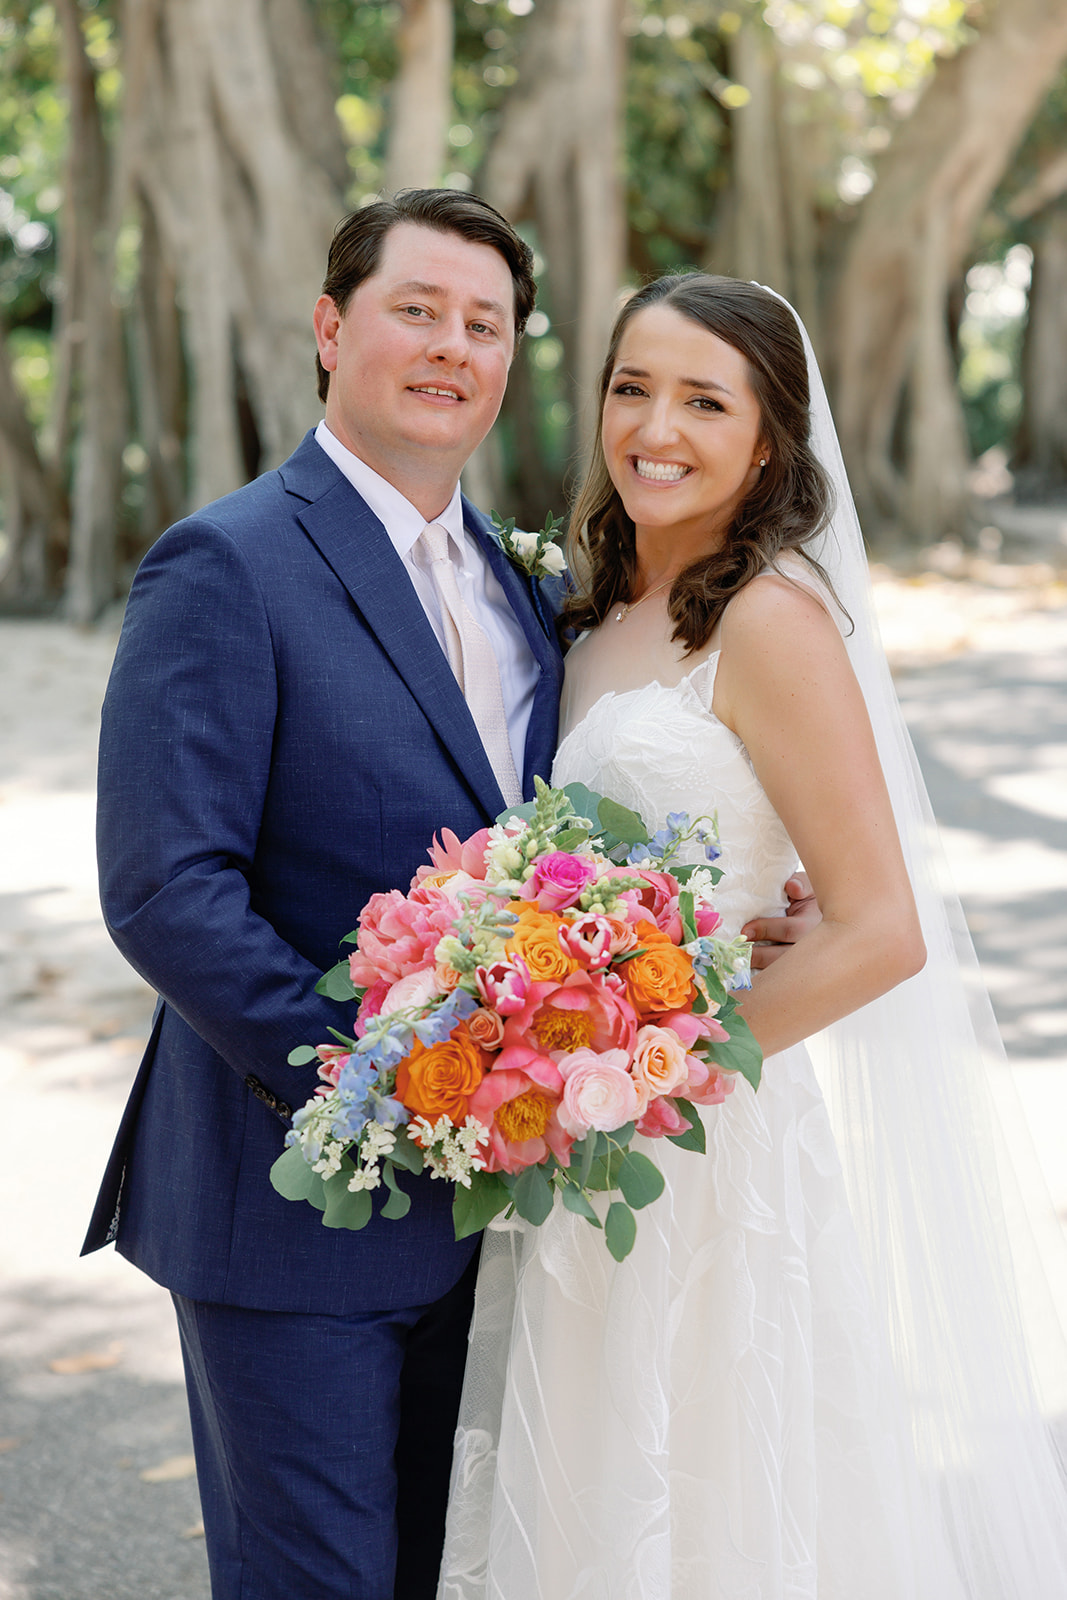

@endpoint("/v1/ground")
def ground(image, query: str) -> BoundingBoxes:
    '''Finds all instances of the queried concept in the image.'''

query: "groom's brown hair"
[315,189,537,401]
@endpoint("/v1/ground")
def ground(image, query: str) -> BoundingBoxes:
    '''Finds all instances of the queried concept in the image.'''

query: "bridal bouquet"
[270,780,761,1260]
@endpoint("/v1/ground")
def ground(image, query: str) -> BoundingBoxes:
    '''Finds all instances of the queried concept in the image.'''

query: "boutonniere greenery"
[490,510,568,581]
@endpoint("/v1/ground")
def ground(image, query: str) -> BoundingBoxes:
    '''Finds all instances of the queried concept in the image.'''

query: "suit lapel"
[281,442,507,818]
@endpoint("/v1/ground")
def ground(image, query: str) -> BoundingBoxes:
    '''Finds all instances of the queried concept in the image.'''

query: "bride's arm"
[712,572,925,1058]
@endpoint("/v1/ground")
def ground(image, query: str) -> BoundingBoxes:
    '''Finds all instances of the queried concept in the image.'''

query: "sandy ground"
[1,557,1066,1597]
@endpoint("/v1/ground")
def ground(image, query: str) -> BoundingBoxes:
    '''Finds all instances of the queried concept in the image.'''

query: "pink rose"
[520,851,599,913]
[557,1047,640,1136]
[630,1024,691,1108]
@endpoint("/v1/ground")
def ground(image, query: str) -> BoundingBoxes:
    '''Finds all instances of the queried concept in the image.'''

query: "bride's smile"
[602,302,767,562]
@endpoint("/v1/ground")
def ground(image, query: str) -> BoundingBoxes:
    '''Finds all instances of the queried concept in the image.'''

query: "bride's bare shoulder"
[722,564,839,651]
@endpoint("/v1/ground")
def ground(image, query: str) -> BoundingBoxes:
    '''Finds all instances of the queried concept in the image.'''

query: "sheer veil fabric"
[437,295,1067,1599]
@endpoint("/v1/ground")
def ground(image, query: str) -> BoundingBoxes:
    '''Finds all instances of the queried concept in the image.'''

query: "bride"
[437,275,1067,1598]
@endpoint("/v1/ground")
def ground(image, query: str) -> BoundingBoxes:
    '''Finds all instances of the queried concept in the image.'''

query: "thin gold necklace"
[613,577,673,623]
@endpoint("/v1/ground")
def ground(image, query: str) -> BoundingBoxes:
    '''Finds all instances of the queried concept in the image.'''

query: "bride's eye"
[610,382,646,398]
[690,396,724,412]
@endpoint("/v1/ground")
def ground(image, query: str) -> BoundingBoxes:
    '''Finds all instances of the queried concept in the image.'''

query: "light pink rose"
[557,1047,640,1136]
[631,1024,691,1103]
[519,851,599,913]
[382,967,439,1015]
[467,1007,506,1051]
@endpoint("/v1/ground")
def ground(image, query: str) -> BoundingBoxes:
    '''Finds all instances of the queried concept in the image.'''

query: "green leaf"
[453,1172,512,1240]
[561,1183,601,1225]
[616,1149,666,1210]
[495,799,538,828]
[710,1018,763,1092]
[287,1044,320,1066]
[561,782,603,827]
[586,1146,624,1192]
[597,798,650,847]
[605,1201,637,1261]
[678,889,698,945]
[608,1122,635,1148]
[321,1170,374,1230]
[340,929,361,945]
[316,960,359,1001]
[380,1162,411,1220]
[553,827,589,853]
[568,1133,598,1191]
[269,1144,328,1209]
[666,1098,707,1154]
[326,1027,360,1050]
[511,1162,555,1226]
[691,987,708,1014]
[702,970,728,1006]
[388,1130,425,1173]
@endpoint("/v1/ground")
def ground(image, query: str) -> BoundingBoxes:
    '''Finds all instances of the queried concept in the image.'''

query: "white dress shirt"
[314,421,538,782]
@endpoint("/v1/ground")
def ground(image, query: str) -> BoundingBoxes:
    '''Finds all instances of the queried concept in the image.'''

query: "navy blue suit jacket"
[83,431,564,1314]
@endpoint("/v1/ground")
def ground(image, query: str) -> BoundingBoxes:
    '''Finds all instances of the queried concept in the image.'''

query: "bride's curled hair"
[562,274,837,654]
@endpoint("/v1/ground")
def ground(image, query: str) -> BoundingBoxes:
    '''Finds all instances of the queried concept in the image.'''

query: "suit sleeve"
[97,515,345,1111]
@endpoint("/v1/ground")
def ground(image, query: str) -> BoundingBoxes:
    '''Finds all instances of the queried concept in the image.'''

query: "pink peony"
[603,867,683,940]
[557,1047,640,1136]
[348,888,458,987]
[468,1044,571,1173]
[518,851,599,913]
[414,827,491,884]
[502,970,637,1061]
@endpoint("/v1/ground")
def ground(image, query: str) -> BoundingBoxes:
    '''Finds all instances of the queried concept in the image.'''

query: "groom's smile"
[314,222,517,519]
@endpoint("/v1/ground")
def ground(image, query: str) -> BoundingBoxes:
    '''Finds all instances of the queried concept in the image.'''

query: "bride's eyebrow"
[613,363,735,398]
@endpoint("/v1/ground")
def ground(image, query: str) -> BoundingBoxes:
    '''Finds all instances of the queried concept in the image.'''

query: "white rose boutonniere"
[490,511,568,582]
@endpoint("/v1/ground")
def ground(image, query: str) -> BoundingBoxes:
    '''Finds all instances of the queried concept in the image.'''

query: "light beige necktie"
[417,522,522,808]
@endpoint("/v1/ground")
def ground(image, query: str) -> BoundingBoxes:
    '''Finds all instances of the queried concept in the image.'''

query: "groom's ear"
[314,295,341,374]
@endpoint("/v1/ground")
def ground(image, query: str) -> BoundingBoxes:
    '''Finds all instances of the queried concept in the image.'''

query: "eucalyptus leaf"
[511,1162,555,1226]
[597,798,650,847]
[616,1149,666,1210]
[561,782,604,827]
[553,827,590,853]
[561,1183,601,1225]
[609,1122,635,1148]
[710,1019,763,1091]
[316,960,359,1001]
[321,1171,373,1230]
[453,1172,512,1239]
[388,1130,424,1174]
[605,1201,637,1262]
[666,1099,707,1154]
[568,1134,597,1191]
[287,1044,320,1066]
[495,799,538,828]
[380,1163,411,1220]
[269,1145,327,1209]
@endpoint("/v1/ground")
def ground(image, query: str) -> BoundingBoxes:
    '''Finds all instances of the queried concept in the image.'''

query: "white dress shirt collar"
[314,420,465,554]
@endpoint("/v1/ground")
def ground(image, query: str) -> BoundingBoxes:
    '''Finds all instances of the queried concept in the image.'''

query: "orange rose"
[623,920,696,1016]
[395,1025,489,1128]
[506,904,578,983]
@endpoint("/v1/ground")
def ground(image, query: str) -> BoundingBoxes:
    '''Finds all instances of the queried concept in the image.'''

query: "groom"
[84,188,815,1599]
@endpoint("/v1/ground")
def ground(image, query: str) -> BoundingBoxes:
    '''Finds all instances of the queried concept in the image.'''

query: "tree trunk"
[832,0,1067,543]
[384,0,454,194]
[728,19,789,295]
[1014,203,1067,497]
[0,327,67,602]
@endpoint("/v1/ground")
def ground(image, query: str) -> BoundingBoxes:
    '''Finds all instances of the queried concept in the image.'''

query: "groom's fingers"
[742,875,822,969]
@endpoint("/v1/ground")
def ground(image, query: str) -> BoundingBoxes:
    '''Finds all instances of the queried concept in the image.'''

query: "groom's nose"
[425,311,470,366]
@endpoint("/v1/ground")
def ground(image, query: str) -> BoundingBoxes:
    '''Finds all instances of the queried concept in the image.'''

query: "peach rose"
[394,1025,489,1129]
[506,905,579,983]
[630,1024,691,1108]
[467,1006,506,1051]
[622,920,696,1016]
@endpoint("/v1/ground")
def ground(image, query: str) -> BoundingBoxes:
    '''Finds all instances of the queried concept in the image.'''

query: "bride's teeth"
[635,459,688,482]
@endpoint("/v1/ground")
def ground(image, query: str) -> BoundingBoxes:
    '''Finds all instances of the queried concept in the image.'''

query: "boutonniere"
[490,510,568,581]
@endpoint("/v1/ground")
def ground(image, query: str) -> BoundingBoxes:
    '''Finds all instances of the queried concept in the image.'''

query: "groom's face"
[314,222,516,509]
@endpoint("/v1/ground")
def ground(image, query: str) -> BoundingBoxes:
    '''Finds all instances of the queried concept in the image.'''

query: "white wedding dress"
[437,648,967,1600]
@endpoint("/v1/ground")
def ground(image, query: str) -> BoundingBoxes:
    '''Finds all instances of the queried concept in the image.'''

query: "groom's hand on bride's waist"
[742,874,822,970]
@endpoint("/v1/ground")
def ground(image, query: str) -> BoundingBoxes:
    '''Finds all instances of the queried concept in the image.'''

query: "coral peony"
[468,1045,571,1173]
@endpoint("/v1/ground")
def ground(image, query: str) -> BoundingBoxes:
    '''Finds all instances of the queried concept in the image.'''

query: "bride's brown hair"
[562,274,837,653]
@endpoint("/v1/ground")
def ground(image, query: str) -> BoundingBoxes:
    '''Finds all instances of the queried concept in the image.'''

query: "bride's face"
[601,304,766,553]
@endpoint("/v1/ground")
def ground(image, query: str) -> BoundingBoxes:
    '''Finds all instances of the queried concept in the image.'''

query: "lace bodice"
[552,651,800,938]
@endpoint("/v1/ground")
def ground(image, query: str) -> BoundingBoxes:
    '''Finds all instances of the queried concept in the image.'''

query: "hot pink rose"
[694,902,722,937]
[557,1047,640,1136]
[519,851,599,912]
